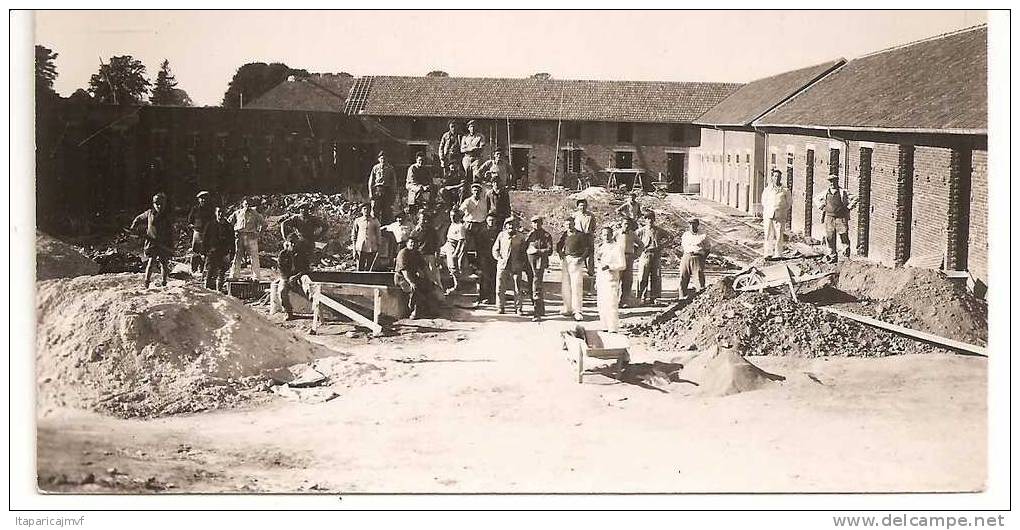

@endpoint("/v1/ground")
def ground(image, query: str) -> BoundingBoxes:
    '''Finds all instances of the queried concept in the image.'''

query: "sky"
[34,10,987,106]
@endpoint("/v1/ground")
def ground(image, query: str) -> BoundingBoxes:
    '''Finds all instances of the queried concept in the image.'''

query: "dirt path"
[38,302,986,493]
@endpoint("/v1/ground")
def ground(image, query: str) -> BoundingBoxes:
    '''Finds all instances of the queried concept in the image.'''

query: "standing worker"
[130,192,175,289]
[595,225,627,332]
[439,120,462,184]
[492,217,529,315]
[203,205,234,292]
[618,218,639,307]
[367,150,397,223]
[679,218,712,298]
[474,212,501,307]
[571,198,598,274]
[524,215,553,321]
[556,219,589,321]
[187,191,215,274]
[476,149,514,189]
[635,211,668,305]
[761,169,792,259]
[460,120,487,185]
[227,197,265,281]
[487,179,512,227]
[277,235,311,321]
[279,203,326,265]
[351,202,382,271]
[440,208,467,295]
[814,173,858,263]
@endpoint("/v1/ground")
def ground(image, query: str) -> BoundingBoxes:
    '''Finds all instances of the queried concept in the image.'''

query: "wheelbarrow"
[560,325,631,383]
[730,263,834,302]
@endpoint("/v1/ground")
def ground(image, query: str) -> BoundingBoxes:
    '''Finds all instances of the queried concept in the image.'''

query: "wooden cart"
[561,325,631,383]
[730,263,834,302]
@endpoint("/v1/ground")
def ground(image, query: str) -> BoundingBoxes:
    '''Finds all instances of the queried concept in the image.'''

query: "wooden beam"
[315,290,383,335]
[818,306,986,356]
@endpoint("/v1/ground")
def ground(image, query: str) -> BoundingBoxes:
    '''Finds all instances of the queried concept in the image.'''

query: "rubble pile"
[36,232,100,281]
[35,273,347,417]
[834,262,987,346]
[630,279,950,358]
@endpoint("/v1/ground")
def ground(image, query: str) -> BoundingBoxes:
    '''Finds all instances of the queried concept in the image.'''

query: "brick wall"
[908,146,952,266]
[968,149,988,284]
[866,142,901,265]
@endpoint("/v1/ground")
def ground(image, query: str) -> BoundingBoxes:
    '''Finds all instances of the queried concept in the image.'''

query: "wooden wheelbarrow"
[560,325,631,383]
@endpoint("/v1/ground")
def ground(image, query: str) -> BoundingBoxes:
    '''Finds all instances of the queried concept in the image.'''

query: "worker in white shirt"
[350,202,382,271]
[761,169,792,259]
[814,173,858,263]
[595,225,627,332]
[227,197,265,280]
[679,218,712,298]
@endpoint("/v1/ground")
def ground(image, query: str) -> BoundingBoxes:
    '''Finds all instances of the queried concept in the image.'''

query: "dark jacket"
[278,248,310,278]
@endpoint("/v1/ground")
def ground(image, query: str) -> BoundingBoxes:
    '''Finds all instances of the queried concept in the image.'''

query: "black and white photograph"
[7,6,1011,526]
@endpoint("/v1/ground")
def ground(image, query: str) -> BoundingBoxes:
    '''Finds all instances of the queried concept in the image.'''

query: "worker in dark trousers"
[187,191,215,274]
[814,173,858,263]
[524,215,553,321]
[203,206,235,292]
[130,192,174,289]
[277,235,311,320]
[395,236,434,319]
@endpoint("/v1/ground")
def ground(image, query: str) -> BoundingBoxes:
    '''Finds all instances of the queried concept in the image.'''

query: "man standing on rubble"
[187,191,215,274]
[227,197,265,281]
[761,169,792,259]
[476,149,514,189]
[635,210,668,305]
[351,202,382,271]
[130,192,174,289]
[406,151,433,214]
[460,119,487,183]
[439,120,462,182]
[203,205,234,292]
[814,173,858,263]
[524,215,553,321]
[679,218,712,298]
[492,217,529,315]
[367,150,397,223]
[277,235,311,321]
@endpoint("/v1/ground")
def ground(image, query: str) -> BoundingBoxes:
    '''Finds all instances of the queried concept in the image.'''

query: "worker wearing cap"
[367,150,396,223]
[460,120,487,182]
[406,151,433,213]
[761,169,792,259]
[492,217,529,315]
[814,173,858,263]
[439,120,462,181]
[679,218,712,298]
[227,196,265,281]
[459,182,491,261]
[635,210,669,304]
[130,192,175,289]
[187,191,215,274]
[476,149,514,189]
[525,215,553,320]
[351,202,381,271]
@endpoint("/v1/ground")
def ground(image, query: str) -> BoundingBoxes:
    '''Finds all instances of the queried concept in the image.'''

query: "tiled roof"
[756,25,987,133]
[350,76,742,123]
[695,59,845,126]
[246,74,356,113]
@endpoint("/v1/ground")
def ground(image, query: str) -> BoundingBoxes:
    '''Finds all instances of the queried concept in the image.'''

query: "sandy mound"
[681,347,785,396]
[36,273,344,417]
[631,278,952,357]
[36,232,99,281]
[834,262,987,346]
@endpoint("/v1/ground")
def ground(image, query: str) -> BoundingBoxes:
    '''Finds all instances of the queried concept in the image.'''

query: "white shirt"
[597,237,627,272]
[459,196,490,223]
[681,230,711,255]
[761,185,792,222]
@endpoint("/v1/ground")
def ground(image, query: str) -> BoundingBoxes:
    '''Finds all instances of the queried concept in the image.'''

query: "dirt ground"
[35,193,987,494]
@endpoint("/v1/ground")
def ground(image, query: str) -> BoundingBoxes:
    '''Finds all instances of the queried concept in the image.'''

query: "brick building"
[340,76,740,189]
[695,25,987,286]
[690,59,846,213]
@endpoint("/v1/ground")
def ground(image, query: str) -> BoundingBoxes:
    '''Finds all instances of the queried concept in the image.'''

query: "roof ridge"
[858,23,987,59]
[368,74,742,87]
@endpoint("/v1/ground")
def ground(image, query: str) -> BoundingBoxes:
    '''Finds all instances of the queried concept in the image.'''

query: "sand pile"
[630,278,951,357]
[36,232,99,281]
[681,346,785,396]
[36,273,345,417]
[834,262,987,346]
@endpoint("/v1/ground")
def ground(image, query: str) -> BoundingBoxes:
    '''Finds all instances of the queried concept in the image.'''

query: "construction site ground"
[36,192,987,494]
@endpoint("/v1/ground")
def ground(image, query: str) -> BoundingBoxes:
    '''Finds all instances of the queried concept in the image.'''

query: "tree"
[150,59,191,106]
[221,62,309,107]
[531,73,552,80]
[88,55,151,105]
[35,45,58,99]
[426,70,449,77]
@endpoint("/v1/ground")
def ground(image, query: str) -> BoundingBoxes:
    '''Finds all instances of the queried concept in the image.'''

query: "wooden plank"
[818,306,987,356]
[310,284,322,335]
[315,291,384,335]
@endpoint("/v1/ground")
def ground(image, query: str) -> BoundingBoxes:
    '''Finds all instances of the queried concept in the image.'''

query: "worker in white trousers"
[556,220,590,321]
[761,169,792,259]
[595,225,627,332]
